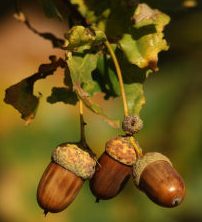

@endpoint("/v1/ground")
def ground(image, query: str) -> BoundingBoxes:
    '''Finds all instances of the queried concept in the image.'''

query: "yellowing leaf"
[119,3,170,71]
[65,26,106,51]
[132,3,169,32]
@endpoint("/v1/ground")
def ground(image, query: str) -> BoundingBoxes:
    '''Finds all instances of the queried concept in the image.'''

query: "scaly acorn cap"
[52,143,96,180]
[122,115,143,135]
[133,152,172,185]
[105,136,137,166]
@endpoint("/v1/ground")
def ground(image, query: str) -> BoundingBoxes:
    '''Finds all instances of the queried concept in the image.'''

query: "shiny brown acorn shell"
[138,160,185,207]
[37,161,84,213]
[90,152,132,201]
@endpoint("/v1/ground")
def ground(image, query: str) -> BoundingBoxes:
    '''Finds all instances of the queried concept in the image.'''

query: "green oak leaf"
[74,83,119,128]
[65,26,106,51]
[5,1,171,129]
[68,2,170,71]
[93,53,119,98]
[69,0,136,37]
[66,52,119,128]
[67,53,99,95]
[119,3,170,71]
[125,83,145,115]
[94,51,146,115]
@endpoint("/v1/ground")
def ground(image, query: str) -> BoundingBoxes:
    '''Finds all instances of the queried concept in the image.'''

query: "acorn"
[90,136,137,201]
[37,143,96,214]
[133,152,185,207]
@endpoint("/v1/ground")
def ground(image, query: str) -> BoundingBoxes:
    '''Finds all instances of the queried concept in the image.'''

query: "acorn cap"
[133,152,172,185]
[52,143,96,180]
[122,115,143,135]
[105,136,137,166]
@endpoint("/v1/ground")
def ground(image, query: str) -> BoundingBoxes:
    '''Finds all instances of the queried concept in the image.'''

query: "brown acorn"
[37,143,96,214]
[133,152,185,207]
[90,136,137,201]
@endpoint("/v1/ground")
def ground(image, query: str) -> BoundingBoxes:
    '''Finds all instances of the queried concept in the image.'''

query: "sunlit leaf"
[66,52,119,128]
[65,25,106,51]
[119,3,170,71]
[67,53,99,95]
[125,83,145,115]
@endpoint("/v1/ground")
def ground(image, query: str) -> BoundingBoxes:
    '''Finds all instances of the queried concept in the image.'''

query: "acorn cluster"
[37,115,185,215]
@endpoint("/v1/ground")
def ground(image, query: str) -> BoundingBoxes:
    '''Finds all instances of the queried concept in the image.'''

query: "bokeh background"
[1,1,202,222]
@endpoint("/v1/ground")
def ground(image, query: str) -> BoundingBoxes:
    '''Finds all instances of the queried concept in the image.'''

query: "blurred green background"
[1,1,202,222]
